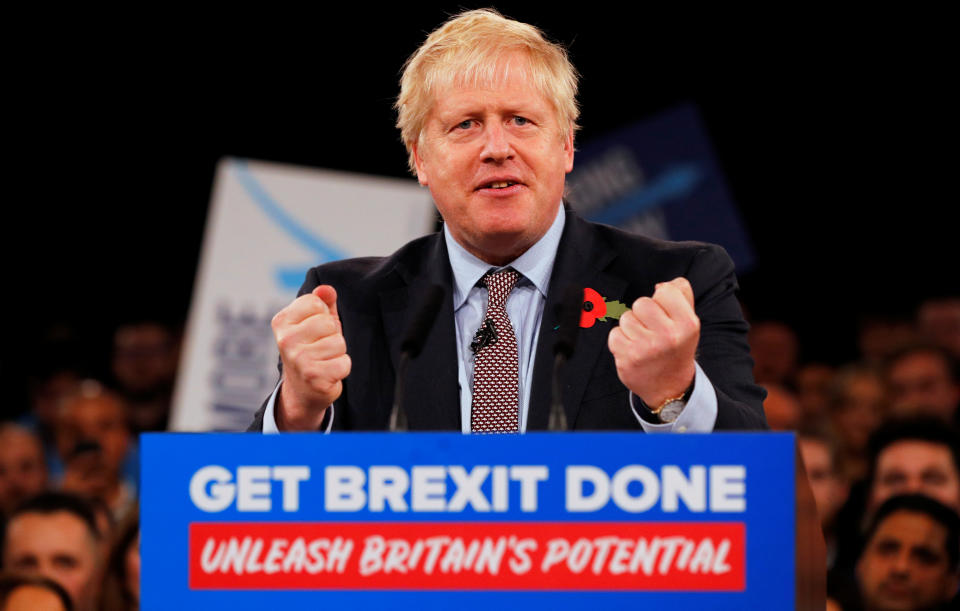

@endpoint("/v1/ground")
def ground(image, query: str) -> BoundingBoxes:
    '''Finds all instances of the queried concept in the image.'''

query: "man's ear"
[563,123,575,173]
[412,142,429,186]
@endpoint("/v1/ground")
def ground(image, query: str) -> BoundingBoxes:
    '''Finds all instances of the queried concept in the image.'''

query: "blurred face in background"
[832,371,886,454]
[3,511,100,611]
[856,510,958,611]
[112,323,178,394]
[748,322,798,385]
[887,350,959,422]
[56,393,130,477]
[795,363,835,420]
[871,441,960,513]
[0,426,48,516]
[917,299,960,358]
[799,437,846,529]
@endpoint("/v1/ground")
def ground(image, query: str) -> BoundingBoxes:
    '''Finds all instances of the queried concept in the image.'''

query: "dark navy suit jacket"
[249,207,767,431]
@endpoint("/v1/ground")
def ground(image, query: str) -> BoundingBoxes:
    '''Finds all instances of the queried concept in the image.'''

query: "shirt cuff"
[629,362,718,433]
[262,382,335,433]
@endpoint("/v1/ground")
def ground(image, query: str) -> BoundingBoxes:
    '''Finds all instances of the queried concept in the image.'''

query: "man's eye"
[513,116,529,126]
[457,120,474,130]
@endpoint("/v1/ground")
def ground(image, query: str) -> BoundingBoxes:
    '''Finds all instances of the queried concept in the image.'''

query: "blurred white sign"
[170,158,434,431]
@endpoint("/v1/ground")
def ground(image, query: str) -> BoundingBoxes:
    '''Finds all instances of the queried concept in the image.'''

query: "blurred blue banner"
[568,104,755,271]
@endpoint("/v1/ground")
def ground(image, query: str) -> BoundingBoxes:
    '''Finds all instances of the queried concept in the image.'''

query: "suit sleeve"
[686,244,768,430]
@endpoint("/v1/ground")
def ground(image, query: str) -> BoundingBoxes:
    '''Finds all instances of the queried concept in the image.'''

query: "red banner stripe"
[189,522,745,591]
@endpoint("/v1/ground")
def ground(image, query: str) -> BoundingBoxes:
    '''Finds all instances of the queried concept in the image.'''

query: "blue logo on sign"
[232,159,347,291]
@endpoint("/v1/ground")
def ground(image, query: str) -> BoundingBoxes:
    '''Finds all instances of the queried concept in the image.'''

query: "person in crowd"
[828,364,887,483]
[866,418,960,514]
[0,573,73,611]
[830,417,960,602]
[747,320,799,386]
[0,425,47,519]
[795,362,835,424]
[857,315,918,366]
[97,507,138,611]
[54,382,136,520]
[853,494,959,611]
[111,321,179,433]
[917,297,960,360]
[2,492,101,611]
[885,345,959,425]
[799,426,848,570]
[762,383,801,430]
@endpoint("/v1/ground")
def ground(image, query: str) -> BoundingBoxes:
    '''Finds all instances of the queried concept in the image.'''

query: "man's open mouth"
[478,181,519,190]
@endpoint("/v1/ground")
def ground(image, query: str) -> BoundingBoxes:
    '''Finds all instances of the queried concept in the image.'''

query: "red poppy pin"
[580,288,629,328]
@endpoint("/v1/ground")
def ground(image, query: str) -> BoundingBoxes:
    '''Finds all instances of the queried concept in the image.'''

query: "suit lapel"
[527,209,628,430]
[379,235,462,430]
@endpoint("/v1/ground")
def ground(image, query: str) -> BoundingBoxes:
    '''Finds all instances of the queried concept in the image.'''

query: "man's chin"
[463,230,536,265]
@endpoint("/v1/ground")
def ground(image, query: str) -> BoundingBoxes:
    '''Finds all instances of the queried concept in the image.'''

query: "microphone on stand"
[550,284,583,431]
[389,284,446,431]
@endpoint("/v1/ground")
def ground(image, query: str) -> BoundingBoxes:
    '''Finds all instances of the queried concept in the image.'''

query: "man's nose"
[481,122,512,162]
[891,549,912,575]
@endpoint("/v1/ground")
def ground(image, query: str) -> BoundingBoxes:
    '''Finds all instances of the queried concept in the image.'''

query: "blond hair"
[396,8,579,174]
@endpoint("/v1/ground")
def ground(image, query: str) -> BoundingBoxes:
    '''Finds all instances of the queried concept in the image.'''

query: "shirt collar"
[444,203,566,310]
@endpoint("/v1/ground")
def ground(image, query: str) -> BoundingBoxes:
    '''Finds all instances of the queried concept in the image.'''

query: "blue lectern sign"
[141,433,794,609]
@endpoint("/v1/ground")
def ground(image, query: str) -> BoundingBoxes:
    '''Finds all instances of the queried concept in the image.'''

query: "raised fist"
[607,277,699,408]
[272,284,351,430]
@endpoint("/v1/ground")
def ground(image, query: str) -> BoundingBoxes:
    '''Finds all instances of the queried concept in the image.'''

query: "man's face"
[856,510,958,611]
[0,429,48,515]
[413,54,574,265]
[799,438,845,528]
[887,351,959,421]
[57,395,130,474]
[3,511,100,610]
[871,441,960,512]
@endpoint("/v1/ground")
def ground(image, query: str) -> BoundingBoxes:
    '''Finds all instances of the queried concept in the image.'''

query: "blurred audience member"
[799,427,848,569]
[866,418,960,514]
[795,363,835,423]
[2,492,101,611]
[917,297,960,359]
[830,418,960,601]
[0,425,47,519]
[748,321,798,386]
[858,315,919,365]
[111,321,179,433]
[24,369,80,451]
[0,573,72,611]
[98,507,138,611]
[854,495,959,611]
[55,382,136,520]
[762,384,801,430]
[885,345,960,424]
[829,365,887,483]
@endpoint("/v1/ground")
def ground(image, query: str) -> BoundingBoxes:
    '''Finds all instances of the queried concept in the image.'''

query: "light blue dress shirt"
[264,203,717,433]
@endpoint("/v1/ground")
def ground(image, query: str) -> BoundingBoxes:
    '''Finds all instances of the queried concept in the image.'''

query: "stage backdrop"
[170,158,434,431]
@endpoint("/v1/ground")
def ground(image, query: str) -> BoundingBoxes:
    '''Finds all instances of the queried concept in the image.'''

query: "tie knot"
[483,269,520,309]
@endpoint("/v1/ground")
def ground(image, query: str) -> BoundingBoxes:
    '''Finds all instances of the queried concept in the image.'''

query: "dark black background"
[6,5,954,407]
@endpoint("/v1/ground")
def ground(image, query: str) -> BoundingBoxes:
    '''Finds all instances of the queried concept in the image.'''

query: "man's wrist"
[277,382,330,431]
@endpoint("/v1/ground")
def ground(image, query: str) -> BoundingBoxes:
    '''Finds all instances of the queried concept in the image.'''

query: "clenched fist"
[607,277,699,408]
[272,284,351,430]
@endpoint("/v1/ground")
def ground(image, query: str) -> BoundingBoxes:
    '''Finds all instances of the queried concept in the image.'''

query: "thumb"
[312,284,340,320]
[670,277,695,308]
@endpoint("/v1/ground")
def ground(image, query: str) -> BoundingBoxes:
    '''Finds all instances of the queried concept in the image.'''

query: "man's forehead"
[8,511,96,544]
[880,440,953,467]
[873,511,948,547]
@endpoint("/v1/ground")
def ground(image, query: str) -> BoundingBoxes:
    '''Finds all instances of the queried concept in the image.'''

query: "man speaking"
[249,9,767,434]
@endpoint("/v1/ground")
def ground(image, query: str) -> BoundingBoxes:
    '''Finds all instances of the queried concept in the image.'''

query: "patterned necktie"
[471,269,521,433]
